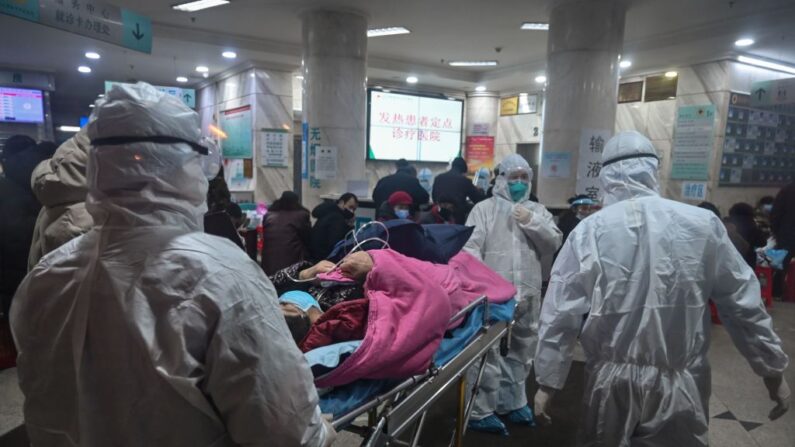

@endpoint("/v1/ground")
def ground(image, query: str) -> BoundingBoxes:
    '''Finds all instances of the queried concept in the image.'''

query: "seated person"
[417,195,457,224]
[376,191,414,221]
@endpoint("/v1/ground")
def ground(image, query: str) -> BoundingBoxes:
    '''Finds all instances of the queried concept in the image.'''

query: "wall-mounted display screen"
[0,87,44,123]
[367,90,463,162]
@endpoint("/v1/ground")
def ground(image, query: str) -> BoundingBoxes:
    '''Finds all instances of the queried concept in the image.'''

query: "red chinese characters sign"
[464,136,495,174]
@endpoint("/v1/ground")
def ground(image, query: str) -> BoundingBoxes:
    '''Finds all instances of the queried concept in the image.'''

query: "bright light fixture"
[98,94,105,98]
[195,65,209,73]
[406,76,418,84]
[295,75,304,80]
[89,104,95,108]
[619,60,632,68]
[475,85,487,92]
[448,61,498,67]
[58,125,81,132]
[176,76,188,83]
[734,38,754,47]
[222,51,237,59]
[77,65,92,73]
[534,75,547,83]
[172,0,229,12]
[664,71,678,78]
[85,51,100,59]
[203,73,209,78]
[367,27,410,38]
[737,55,795,74]
[521,22,549,30]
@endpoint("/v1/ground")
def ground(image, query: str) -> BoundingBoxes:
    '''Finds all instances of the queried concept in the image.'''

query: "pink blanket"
[314,249,515,388]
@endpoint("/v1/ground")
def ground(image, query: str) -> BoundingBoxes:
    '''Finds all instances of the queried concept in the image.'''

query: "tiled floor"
[2,303,794,446]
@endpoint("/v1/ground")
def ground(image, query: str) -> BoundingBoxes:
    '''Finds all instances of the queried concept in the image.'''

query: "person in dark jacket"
[372,159,429,210]
[310,193,358,261]
[727,202,767,266]
[557,195,598,245]
[261,191,312,275]
[417,195,457,224]
[377,191,414,221]
[432,157,485,224]
[0,135,48,317]
[203,166,244,250]
[771,183,795,264]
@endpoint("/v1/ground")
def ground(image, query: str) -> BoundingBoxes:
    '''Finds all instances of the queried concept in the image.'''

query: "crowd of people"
[0,82,792,446]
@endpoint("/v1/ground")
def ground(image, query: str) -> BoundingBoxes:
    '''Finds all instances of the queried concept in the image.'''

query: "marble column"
[465,91,500,137]
[301,10,368,208]
[539,0,625,207]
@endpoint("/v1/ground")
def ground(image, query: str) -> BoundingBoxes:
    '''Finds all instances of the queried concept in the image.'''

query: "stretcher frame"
[330,296,513,447]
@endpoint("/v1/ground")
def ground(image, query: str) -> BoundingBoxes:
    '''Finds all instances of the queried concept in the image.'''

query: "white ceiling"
[1,0,794,127]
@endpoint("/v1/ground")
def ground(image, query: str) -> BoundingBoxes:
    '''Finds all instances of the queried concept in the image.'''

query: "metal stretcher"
[330,296,513,447]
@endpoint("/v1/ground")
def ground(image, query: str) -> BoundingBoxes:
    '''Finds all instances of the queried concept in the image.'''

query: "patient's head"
[279,291,323,343]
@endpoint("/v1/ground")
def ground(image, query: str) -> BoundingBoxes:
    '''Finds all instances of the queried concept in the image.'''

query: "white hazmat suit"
[464,154,562,421]
[11,83,332,447]
[534,131,789,446]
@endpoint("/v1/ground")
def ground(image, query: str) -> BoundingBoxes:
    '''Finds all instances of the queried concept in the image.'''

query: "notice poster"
[224,158,253,190]
[220,105,253,159]
[315,145,338,180]
[464,136,495,174]
[577,129,611,199]
[681,181,707,201]
[541,152,571,178]
[500,96,519,116]
[260,129,289,167]
[671,104,715,180]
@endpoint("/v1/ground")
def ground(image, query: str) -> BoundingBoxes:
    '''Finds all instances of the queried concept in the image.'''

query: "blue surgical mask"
[395,209,410,219]
[762,204,773,214]
[508,180,529,202]
[279,291,320,312]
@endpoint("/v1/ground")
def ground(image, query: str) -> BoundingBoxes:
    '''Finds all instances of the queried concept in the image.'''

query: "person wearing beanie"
[377,190,414,221]
[432,156,485,224]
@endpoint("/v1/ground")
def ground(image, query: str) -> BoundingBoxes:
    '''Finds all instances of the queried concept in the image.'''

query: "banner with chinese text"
[464,136,495,174]
[576,129,611,200]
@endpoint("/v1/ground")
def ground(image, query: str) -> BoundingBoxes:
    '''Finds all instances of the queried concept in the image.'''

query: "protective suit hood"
[493,154,534,203]
[599,131,659,206]
[86,82,207,230]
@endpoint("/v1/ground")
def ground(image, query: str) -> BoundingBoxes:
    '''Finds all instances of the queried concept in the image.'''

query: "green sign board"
[104,81,196,109]
[671,104,716,180]
[0,0,152,54]
[220,105,253,159]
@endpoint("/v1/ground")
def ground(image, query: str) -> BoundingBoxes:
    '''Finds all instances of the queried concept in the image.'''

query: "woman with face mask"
[377,191,414,222]
[462,154,563,436]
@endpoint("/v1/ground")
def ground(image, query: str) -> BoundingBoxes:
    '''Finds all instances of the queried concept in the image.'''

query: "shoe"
[505,405,535,427]
[468,414,509,436]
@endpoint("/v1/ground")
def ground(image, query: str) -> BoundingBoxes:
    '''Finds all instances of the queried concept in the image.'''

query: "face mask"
[762,204,773,214]
[439,208,453,220]
[395,209,410,219]
[508,180,529,202]
[279,291,320,312]
[342,209,355,220]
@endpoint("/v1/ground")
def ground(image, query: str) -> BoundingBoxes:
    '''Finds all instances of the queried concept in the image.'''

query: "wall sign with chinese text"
[671,104,715,180]
[576,129,612,199]
[220,105,253,159]
[315,145,338,180]
[1,0,153,54]
[541,152,571,178]
[259,129,289,167]
[681,182,707,201]
[464,136,495,174]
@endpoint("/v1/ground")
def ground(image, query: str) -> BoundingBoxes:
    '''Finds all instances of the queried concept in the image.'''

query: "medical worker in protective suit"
[464,153,562,435]
[10,83,334,447]
[534,131,790,446]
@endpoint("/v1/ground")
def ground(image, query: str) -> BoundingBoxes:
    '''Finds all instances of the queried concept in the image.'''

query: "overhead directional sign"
[104,81,196,108]
[1,0,152,54]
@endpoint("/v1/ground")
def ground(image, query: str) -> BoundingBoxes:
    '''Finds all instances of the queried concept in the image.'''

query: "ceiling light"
[58,125,81,132]
[664,71,678,78]
[222,51,237,59]
[521,22,549,30]
[89,104,95,108]
[734,38,754,47]
[737,55,795,75]
[448,97,457,100]
[85,51,100,59]
[448,61,498,67]
[295,75,304,80]
[176,76,188,83]
[203,73,209,78]
[77,65,92,73]
[406,76,418,84]
[97,94,104,98]
[367,27,410,38]
[195,65,209,73]
[619,60,632,68]
[534,75,547,83]
[172,0,229,12]
[475,85,487,92]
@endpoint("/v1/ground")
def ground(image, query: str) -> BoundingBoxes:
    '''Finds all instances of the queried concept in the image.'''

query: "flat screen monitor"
[367,89,463,162]
[0,87,44,123]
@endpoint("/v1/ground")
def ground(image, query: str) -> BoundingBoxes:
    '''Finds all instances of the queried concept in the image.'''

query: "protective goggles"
[91,135,209,155]
[601,153,659,168]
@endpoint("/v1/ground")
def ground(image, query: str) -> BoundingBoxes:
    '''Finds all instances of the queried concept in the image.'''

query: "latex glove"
[339,251,374,281]
[763,376,791,420]
[512,204,532,225]
[299,260,336,281]
[533,386,556,426]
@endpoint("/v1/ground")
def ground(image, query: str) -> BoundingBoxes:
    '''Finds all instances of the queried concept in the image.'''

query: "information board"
[719,92,795,187]
[220,105,252,159]
[0,87,43,123]
[671,104,715,180]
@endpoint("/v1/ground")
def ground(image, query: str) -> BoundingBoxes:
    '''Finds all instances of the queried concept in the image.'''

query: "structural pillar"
[539,0,626,207]
[301,10,368,208]
[464,91,500,172]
